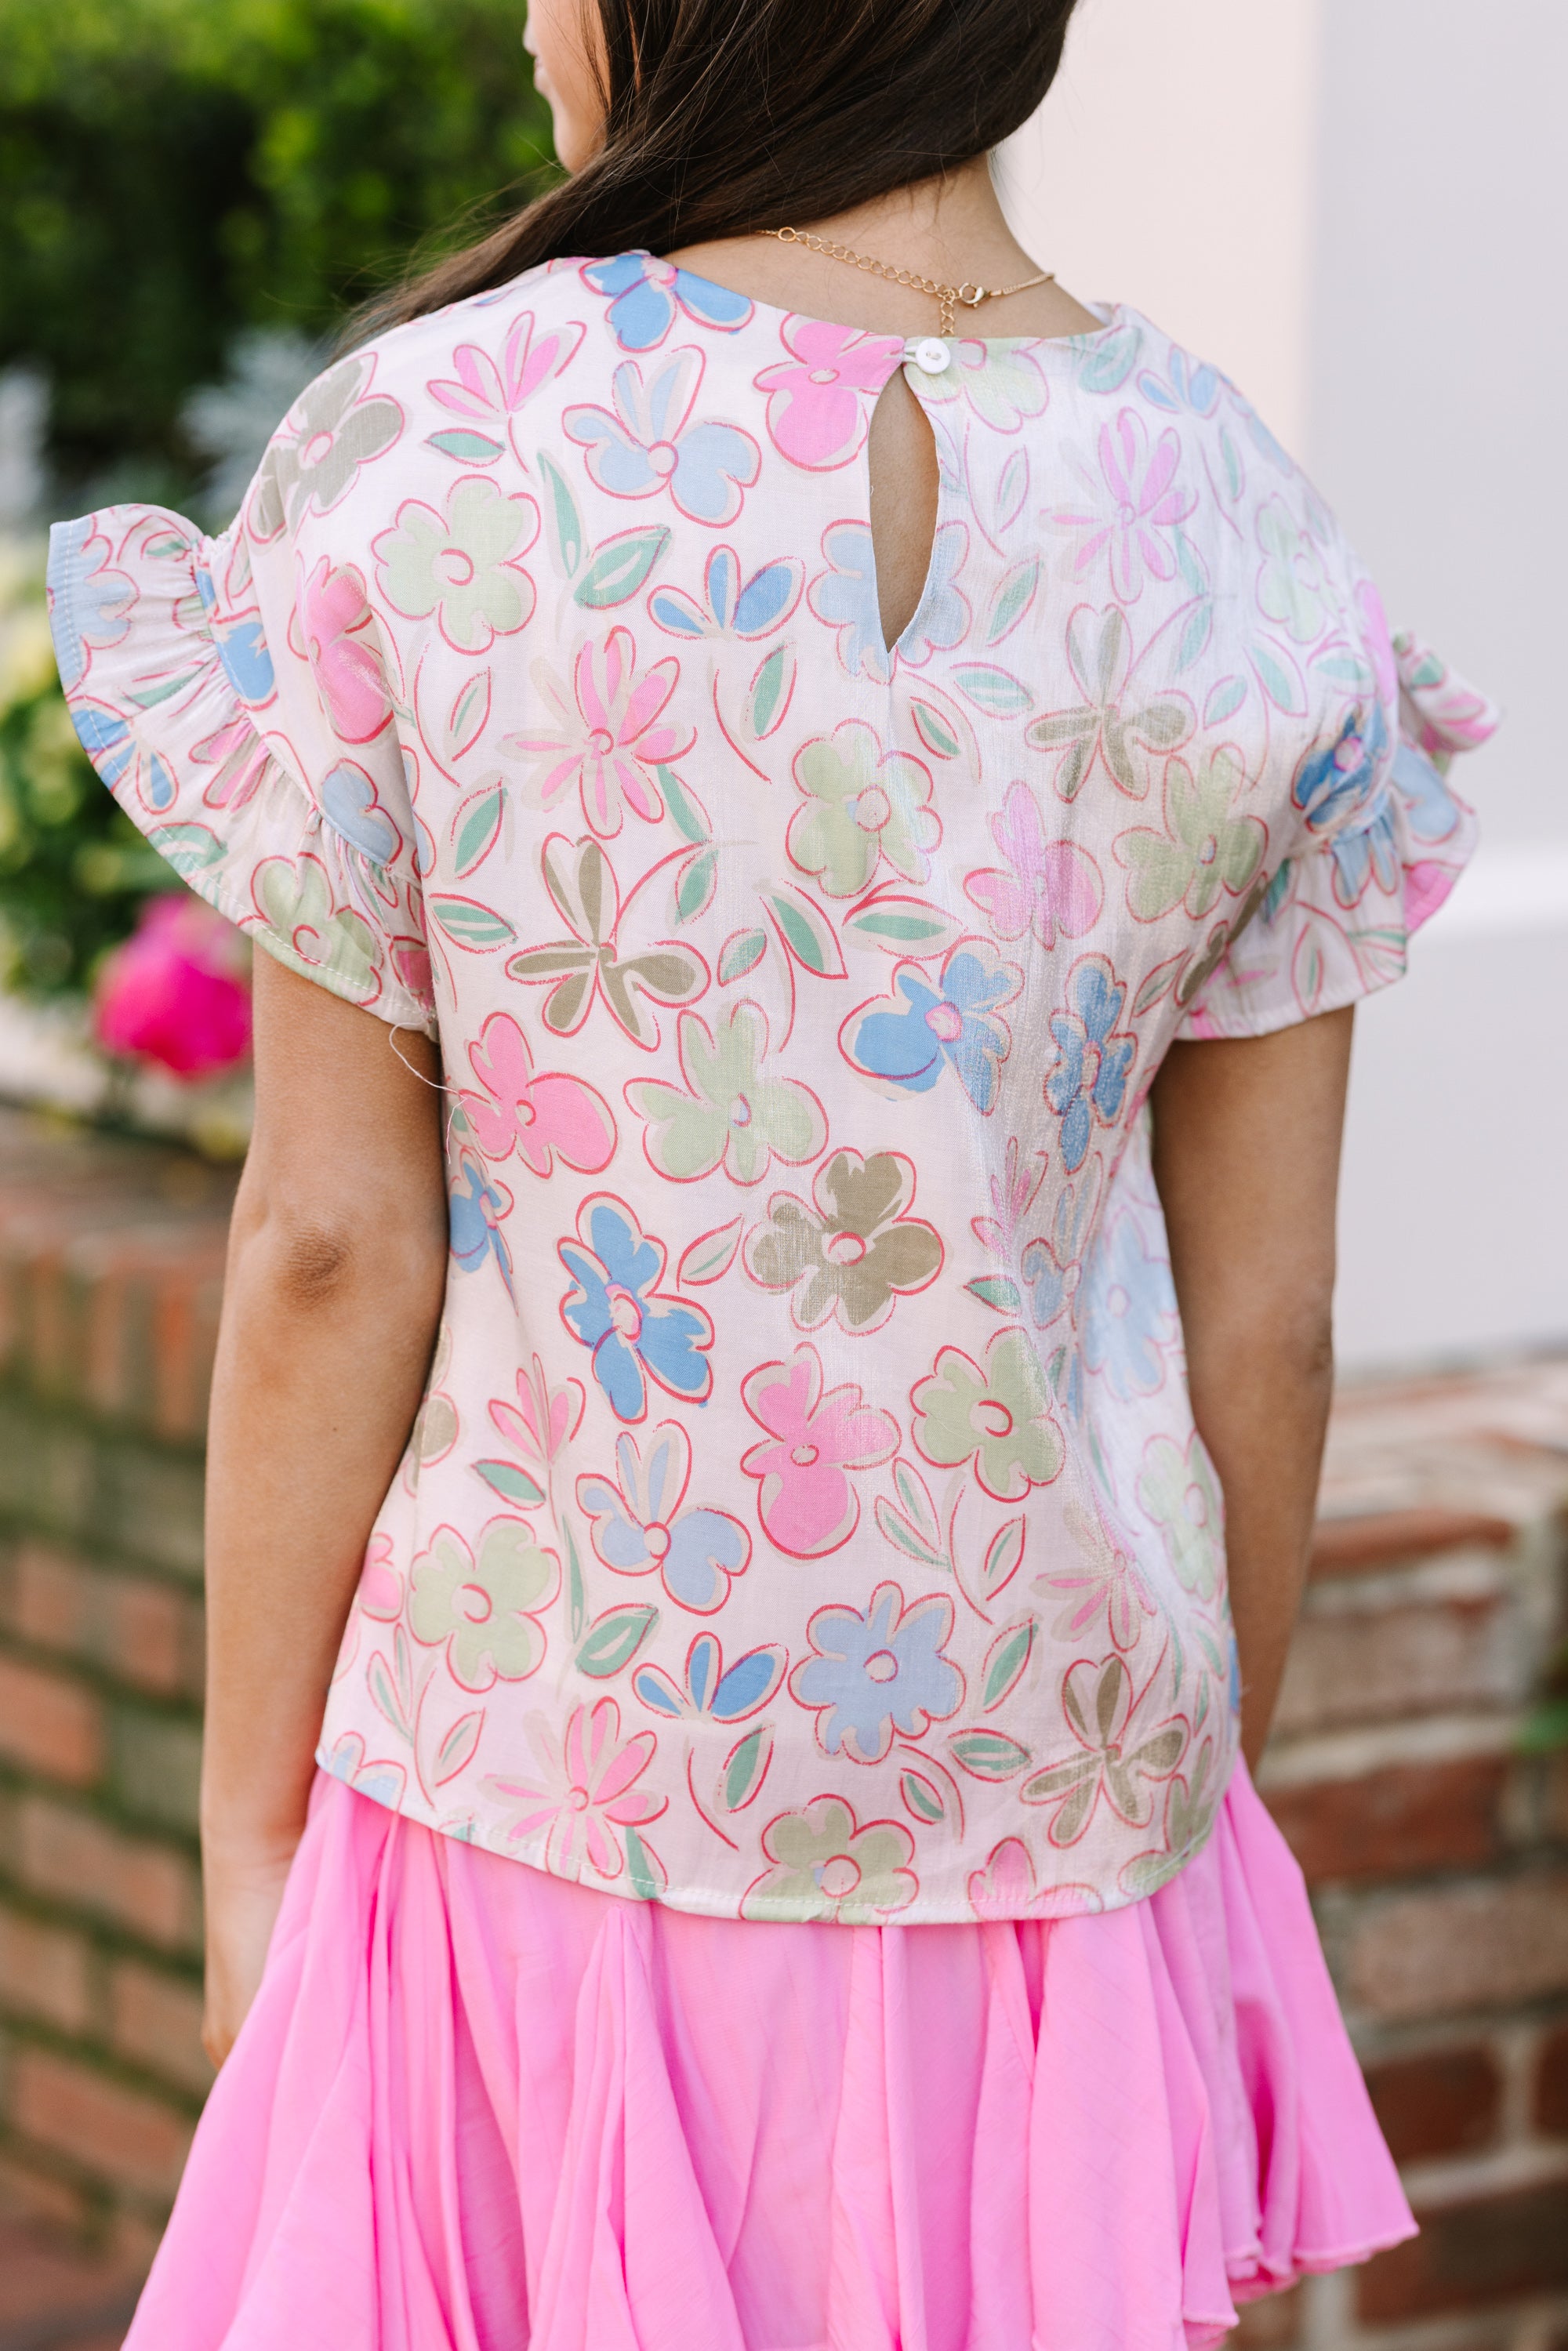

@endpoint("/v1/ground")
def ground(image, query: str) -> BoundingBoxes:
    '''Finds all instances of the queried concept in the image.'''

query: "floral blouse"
[49,256,1497,1924]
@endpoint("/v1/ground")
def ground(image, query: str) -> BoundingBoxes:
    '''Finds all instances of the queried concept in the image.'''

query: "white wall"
[998,0,1568,1371]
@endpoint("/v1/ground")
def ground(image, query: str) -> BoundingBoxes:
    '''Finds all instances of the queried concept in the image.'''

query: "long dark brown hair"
[370,0,1078,332]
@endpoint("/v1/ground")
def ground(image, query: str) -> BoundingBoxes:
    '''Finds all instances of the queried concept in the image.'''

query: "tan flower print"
[744,1148,943,1333]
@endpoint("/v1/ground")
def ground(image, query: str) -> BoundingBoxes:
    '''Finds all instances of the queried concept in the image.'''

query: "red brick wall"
[0,1105,1565,2343]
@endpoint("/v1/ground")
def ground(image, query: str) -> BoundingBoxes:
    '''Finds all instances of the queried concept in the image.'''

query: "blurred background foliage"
[2,0,554,510]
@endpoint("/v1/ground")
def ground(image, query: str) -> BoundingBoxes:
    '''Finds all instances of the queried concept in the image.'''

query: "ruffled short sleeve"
[48,464,437,1036]
[1174,614,1499,1041]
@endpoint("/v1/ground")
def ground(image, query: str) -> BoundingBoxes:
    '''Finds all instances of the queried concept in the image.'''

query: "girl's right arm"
[200,955,448,2066]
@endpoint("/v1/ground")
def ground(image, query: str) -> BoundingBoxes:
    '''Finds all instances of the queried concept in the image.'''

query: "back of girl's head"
[374,0,1079,329]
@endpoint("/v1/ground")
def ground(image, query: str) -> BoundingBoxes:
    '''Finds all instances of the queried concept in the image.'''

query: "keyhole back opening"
[866,368,942,661]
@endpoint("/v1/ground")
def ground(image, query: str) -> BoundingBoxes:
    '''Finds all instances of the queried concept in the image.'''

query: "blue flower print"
[1330,802,1402,910]
[648,543,803,640]
[577,1420,750,1612]
[46,517,132,691]
[1292,702,1389,840]
[449,1151,515,1297]
[842,940,1019,1113]
[583,252,753,351]
[67,703,176,814]
[632,1630,786,1721]
[1136,346,1221,419]
[791,1581,962,1765]
[808,521,891,682]
[558,1194,714,1423]
[564,350,760,528]
[1080,1208,1178,1400]
[897,521,970,666]
[1046,956,1138,1173]
[1392,738,1464,847]
[194,564,275,703]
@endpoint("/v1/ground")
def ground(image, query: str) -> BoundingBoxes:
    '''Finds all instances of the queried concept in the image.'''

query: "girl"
[49,0,1496,2342]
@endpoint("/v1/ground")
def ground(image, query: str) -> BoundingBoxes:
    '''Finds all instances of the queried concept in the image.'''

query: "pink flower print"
[485,1697,666,1881]
[757,319,906,470]
[1047,410,1196,601]
[1037,1500,1158,1654]
[564,348,760,526]
[510,626,692,836]
[356,1533,404,1622]
[964,782,1104,948]
[1020,1655,1186,1847]
[427,308,586,455]
[740,1343,899,1560]
[296,557,394,743]
[459,1010,617,1177]
[967,1837,1103,1921]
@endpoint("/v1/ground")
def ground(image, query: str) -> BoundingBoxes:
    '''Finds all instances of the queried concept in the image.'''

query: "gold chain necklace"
[761,225,1054,336]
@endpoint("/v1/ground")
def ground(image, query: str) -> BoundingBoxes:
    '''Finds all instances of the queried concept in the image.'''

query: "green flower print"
[745,1148,942,1333]
[1025,606,1192,802]
[1137,1433,1224,1598]
[408,1517,557,1691]
[375,477,538,653]
[787,720,938,897]
[912,1327,1062,1500]
[252,853,380,1000]
[626,1002,826,1185]
[1255,494,1327,643]
[252,354,403,539]
[742,1794,916,1922]
[1117,746,1265,921]
[1119,1739,1225,1898]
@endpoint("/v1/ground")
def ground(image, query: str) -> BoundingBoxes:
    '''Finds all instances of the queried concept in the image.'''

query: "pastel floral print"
[373,477,539,653]
[745,1148,943,1334]
[508,836,708,1050]
[486,1697,664,1881]
[842,939,1019,1113]
[1118,746,1265,922]
[565,350,760,525]
[808,522,891,683]
[1022,1656,1186,1846]
[559,1194,714,1421]
[1025,606,1192,801]
[458,1010,617,1177]
[756,319,906,470]
[741,1344,898,1558]
[1046,411,1196,601]
[407,1517,556,1690]
[788,720,940,896]
[252,353,401,538]
[1138,1433,1225,1600]
[792,1581,962,1764]
[583,251,753,351]
[509,627,691,836]
[296,559,394,744]
[55,267,1494,1921]
[577,1420,751,1613]
[626,1001,826,1184]
[912,1326,1063,1500]
[742,1795,916,1922]
[964,780,1103,947]
[1046,955,1138,1172]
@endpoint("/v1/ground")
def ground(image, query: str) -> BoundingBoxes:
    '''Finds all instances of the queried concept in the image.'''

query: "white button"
[907,337,952,374]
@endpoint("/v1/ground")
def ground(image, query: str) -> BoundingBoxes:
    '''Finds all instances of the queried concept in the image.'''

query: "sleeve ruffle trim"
[47,506,437,1039]
[1176,633,1499,1043]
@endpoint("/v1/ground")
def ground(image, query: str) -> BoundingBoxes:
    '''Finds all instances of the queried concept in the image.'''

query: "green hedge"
[2,0,554,503]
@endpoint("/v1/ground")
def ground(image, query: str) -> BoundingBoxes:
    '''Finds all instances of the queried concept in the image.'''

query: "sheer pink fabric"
[127,1762,1410,2351]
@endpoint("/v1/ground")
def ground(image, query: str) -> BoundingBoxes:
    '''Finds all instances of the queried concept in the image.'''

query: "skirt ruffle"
[125,1762,1412,2351]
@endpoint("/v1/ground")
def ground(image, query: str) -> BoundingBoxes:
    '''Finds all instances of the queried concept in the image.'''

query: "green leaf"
[575,526,670,609]
[1133,955,1182,1018]
[367,1652,410,1740]
[566,1522,587,1644]
[451,784,504,878]
[624,1823,666,1899]
[894,1458,941,1548]
[900,1769,945,1825]
[873,1498,944,1567]
[1203,675,1247,728]
[908,698,961,760]
[847,896,963,955]
[1077,321,1142,393]
[953,662,1033,717]
[148,823,223,875]
[718,927,768,985]
[947,1729,1032,1781]
[980,1517,1026,1602]
[762,883,846,979]
[965,1275,1022,1317]
[429,894,516,949]
[539,451,585,579]
[981,1618,1036,1712]
[433,1709,484,1784]
[1250,640,1306,715]
[675,846,717,923]
[746,644,794,741]
[474,1459,546,1508]
[446,671,492,760]
[722,1723,772,1812]
[1175,601,1213,673]
[129,666,205,709]
[576,1603,658,1678]
[677,1217,742,1287]
[660,767,710,844]
[985,557,1039,645]
[427,429,503,464]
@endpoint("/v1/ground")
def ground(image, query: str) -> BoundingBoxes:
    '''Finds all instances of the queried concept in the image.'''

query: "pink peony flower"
[739,1342,898,1558]
[93,895,252,1081]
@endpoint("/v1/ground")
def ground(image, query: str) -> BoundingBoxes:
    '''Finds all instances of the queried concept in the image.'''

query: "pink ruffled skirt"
[126,1762,1410,2351]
